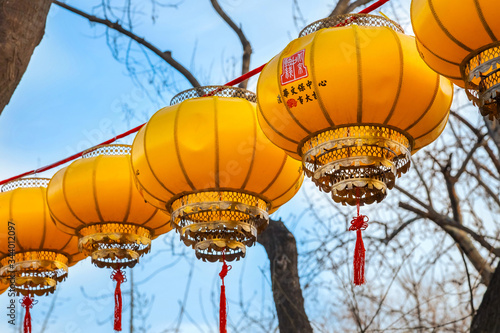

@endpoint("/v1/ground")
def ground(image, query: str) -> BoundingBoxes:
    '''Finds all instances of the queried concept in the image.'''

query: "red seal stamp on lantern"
[280,49,308,85]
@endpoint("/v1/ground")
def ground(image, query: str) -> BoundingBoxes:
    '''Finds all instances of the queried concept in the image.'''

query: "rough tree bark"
[0,0,53,114]
[470,263,500,333]
[258,219,313,333]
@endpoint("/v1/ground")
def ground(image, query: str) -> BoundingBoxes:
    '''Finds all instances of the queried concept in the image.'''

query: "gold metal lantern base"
[462,42,500,120]
[0,251,69,296]
[78,223,152,269]
[170,191,269,262]
[300,125,412,206]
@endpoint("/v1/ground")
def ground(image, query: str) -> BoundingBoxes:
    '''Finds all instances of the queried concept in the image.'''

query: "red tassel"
[219,251,232,333]
[111,268,126,332]
[348,193,369,285]
[21,296,37,333]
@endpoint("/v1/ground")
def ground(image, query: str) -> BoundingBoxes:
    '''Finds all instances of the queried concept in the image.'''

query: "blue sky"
[0,1,414,332]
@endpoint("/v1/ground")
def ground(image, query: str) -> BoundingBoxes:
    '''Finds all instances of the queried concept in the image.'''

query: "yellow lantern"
[257,14,453,207]
[0,178,83,296]
[257,14,453,285]
[411,0,500,120]
[47,144,171,269]
[0,178,84,331]
[46,144,171,331]
[131,86,304,263]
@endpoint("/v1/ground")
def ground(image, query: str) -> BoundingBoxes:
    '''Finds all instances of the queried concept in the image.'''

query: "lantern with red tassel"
[0,178,85,332]
[46,144,172,331]
[130,86,304,331]
[256,14,453,284]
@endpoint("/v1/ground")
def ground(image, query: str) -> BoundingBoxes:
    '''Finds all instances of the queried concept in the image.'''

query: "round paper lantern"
[0,178,83,296]
[411,0,500,119]
[257,14,453,206]
[47,144,171,269]
[47,144,171,331]
[131,86,304,262]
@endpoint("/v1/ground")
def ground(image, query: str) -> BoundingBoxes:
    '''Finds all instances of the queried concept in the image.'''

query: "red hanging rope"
[111,268,126,332]
[0,0,391,186]
[21,296,37,333]
[219,251,232,333]
[358,0,390,13]
[348,191,369,285]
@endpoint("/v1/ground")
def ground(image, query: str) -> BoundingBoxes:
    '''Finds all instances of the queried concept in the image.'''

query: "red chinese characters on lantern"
[280,49,308,85]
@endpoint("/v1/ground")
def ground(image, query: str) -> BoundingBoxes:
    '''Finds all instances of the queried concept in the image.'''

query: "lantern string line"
[111,268,126,332]
[0,0,391,187]
[348,189,369,285]
[219,251,232,333]
[21,295,37,333]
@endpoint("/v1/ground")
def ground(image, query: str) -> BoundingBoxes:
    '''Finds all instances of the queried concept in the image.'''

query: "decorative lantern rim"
[76,222,153,269]
[170,85,257,105]
[460,41,500,120]
[299,13,404,37]
[82,144,131,158]
[297,123,415,155]
[1,177,50,192]
[298,124,412,206]
[169,189,269,262]
[0,251,69,297]
[164,187,272,213]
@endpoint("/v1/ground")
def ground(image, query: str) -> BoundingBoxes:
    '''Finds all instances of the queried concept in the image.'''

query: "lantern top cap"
[82,144,131,159]
[1,177,50,192]
[299,13,404,37]
[170,85,256,106]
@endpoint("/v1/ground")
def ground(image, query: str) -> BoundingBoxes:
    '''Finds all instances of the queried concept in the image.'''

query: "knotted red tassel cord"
[348,192,369,285]
[21,295,37,333]
[219,251,232,333]
[111,268,126,331]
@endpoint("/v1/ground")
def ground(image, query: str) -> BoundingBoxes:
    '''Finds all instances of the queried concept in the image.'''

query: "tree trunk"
[471,263,500,333]
[0,0,52,114]
[258,219,313,333]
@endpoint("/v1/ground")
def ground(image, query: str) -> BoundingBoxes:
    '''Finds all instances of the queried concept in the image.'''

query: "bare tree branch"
[329,0,375,17]
[399,201,495,285]
[451,111,500,175]
[452,134,486,181]
[53,0,201,88]
[210,0,252,89]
